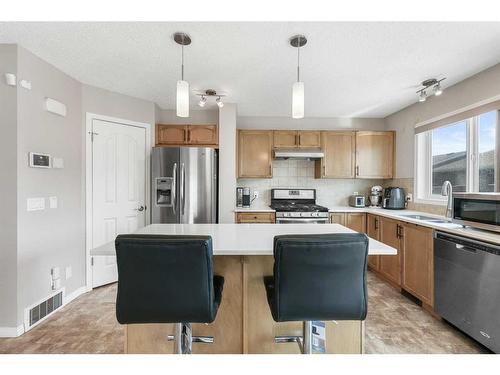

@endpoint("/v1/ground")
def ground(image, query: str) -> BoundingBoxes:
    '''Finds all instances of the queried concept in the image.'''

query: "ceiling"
[2,22,500,117]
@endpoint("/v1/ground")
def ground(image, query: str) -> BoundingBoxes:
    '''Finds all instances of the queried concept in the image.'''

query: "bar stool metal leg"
[302,321,313,354]
[173,323,183,354]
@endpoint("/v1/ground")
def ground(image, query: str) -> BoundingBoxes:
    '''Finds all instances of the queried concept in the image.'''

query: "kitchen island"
[122,223,397,354]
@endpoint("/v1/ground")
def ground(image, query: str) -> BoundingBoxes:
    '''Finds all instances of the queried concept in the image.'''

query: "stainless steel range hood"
[273,148,325,160]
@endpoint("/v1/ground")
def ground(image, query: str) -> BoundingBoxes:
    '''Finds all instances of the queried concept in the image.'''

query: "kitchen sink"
[399,214,451,224]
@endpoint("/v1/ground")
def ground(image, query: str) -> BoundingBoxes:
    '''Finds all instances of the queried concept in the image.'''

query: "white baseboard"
[0,325,25,338]
[64,286,88,305]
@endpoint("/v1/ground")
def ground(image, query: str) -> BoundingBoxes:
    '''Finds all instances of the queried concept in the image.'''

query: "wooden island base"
[125,255,364,354]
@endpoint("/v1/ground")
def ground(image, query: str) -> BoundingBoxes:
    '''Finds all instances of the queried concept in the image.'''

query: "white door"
[91,119,147,288]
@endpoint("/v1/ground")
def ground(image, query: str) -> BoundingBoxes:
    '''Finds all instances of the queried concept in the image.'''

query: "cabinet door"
[236,212,275,223]
[345,213,366,233]
[401,224,434,305]
[188,125,218,146]
[156,125,187,145]
[330,213,346,225]
[378,217,401,286]
[273,131,297,148]
[316,132,355,178]
[238,130,273,178]
[298,131,321,148]
[355,131,394,178]
[366,214,380,271]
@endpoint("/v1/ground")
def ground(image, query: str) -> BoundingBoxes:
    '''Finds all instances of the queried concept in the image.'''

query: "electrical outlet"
[65,266,72,280]
[253,190,259,199]
[49,196,57,209]
[406,193,413,202]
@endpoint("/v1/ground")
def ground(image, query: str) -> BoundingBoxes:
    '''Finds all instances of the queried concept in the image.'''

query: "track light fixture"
[416,78,445,103]
[195,89,226,108]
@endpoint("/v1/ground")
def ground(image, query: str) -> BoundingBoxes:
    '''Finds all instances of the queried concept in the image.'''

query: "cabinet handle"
[298,133,301,145]
[375,218,379,230]
[184,129,187,142]
[187,129,191,142]
[269,165,272,175]
[295,134,299,146]
[356,165,359,176]
[396,224,400,239]
[323,165,326,176]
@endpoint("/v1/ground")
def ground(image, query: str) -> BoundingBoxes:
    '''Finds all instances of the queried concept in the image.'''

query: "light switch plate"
[51,267,60,280]
[27,197,45,211]
[49,196,58,209]
[65,266,72,280]
[52,278,61,290]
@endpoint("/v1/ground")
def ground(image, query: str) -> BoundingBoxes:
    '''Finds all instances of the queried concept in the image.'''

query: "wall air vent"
[27,291,63,329]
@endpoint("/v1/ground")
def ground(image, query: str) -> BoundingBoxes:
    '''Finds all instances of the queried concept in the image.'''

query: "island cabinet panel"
[125,255,363,354]
[366,214,380,271]
[235,212,275,223]
[156,124,186,145]
[355,131,394,179]
[378,217,402,287]
[238,130,273,178]
[401,224,434,306]
[244,256,363,354]
[315,131,356,178]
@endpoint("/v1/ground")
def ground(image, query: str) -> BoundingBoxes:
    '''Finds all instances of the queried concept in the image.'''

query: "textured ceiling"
[2,22,500,117]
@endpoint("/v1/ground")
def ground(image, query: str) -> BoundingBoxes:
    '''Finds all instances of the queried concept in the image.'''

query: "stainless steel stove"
[270,189,329,224]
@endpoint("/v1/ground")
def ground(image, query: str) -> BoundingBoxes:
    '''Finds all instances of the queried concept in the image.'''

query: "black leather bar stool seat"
[264,233,368,353]
[115,234,224,353]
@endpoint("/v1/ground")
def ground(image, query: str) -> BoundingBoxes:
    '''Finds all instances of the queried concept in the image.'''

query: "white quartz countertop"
[234,206,275,213]
[92,223,397,256]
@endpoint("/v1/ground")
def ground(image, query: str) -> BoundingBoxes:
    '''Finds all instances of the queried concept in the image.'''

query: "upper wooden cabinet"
[156,124,218,147]
[315,131,356,178]
[355,131,394,178]
[237,130,273,178]
[273,130,321,148]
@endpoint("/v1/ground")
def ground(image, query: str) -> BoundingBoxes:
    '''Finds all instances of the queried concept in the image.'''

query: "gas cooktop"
[269,201,329,212]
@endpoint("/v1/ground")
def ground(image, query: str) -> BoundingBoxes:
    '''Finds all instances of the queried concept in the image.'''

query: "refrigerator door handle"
[172,163,177,215]
[180,162,186,215]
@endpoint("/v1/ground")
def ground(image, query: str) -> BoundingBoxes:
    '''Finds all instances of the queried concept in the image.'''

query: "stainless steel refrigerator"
[151,147,218,224]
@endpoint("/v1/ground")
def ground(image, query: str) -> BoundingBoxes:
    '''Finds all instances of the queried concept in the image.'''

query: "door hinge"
[91,257,94,266]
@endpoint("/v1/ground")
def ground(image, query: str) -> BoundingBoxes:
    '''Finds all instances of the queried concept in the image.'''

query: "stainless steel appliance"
[369,185,383,207]
[270,189,329,224]
[382,187,406,210]
[349,194,366,208]
[151,147,218,224]
[242,187,251,208]
[236,187,243,208]
[452,193,500,233]
[434,231,500,353]
[273,148,324,160]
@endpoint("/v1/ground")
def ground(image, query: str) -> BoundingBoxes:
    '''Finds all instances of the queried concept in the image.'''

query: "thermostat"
[29,152,51,168]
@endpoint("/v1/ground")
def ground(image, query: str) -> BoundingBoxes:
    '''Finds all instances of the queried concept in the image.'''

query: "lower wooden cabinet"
[401,224,434,306]
[330,212,346,225]
[235,212,275,223]
[345,213,366,233]
[378,217,402,287]
[366,214,380,271]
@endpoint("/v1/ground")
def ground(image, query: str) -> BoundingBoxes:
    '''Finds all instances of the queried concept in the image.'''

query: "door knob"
[135,205,145,212]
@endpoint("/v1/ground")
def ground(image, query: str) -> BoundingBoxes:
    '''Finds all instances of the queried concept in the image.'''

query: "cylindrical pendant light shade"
[177,80,189,118]
[292,81,304,119]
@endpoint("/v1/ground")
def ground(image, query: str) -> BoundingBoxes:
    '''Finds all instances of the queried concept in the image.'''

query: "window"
[415,110,498,203]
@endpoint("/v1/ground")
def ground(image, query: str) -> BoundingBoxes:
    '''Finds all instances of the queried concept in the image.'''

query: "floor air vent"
[29,291,63,327]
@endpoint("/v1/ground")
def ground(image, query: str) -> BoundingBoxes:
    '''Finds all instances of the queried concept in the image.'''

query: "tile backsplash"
[237,159,383,207]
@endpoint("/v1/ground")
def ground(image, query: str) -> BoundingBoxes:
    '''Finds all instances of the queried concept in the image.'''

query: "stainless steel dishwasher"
[434,231,500,353]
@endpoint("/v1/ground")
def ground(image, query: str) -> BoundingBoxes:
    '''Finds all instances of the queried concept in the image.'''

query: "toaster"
[349,194,366,208]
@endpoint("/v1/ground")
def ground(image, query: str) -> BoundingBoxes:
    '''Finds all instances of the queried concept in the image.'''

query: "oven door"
[275,217,329,224]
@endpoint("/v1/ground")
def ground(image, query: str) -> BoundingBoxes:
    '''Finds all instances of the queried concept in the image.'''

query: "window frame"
[415,111,498,205]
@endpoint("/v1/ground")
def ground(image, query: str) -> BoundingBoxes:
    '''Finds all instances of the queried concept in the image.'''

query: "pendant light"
[174,32,191,118]
[290,35,307,119]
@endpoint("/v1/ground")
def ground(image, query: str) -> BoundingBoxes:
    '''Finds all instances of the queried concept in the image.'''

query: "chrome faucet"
[441,181,453,219]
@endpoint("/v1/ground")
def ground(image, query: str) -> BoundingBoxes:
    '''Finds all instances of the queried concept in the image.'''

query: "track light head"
[198,95,207,107]
[419,91,427,102]
[216,96,224,108]
[434,83,443,96]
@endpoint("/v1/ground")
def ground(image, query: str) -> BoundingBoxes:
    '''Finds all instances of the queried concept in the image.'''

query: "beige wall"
[156,108,218,125]
[237,116,386,130]
[0,44,19,332]
[385,62,500,178]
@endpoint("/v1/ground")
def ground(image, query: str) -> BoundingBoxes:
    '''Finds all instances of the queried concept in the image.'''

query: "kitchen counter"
[233,205,275,212]
[134,223,396,255]
[329,206,500,245]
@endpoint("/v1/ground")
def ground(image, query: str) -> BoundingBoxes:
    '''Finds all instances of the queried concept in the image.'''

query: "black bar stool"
[115,234,224,354]
[263,233,368,354]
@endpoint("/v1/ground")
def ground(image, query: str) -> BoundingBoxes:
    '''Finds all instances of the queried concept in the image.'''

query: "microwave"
[452,193,500,233]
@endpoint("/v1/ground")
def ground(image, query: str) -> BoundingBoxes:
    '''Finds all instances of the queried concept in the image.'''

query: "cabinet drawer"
[236,212,275,223]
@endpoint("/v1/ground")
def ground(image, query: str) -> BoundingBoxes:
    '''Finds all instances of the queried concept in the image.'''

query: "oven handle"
[276,218,329,223]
